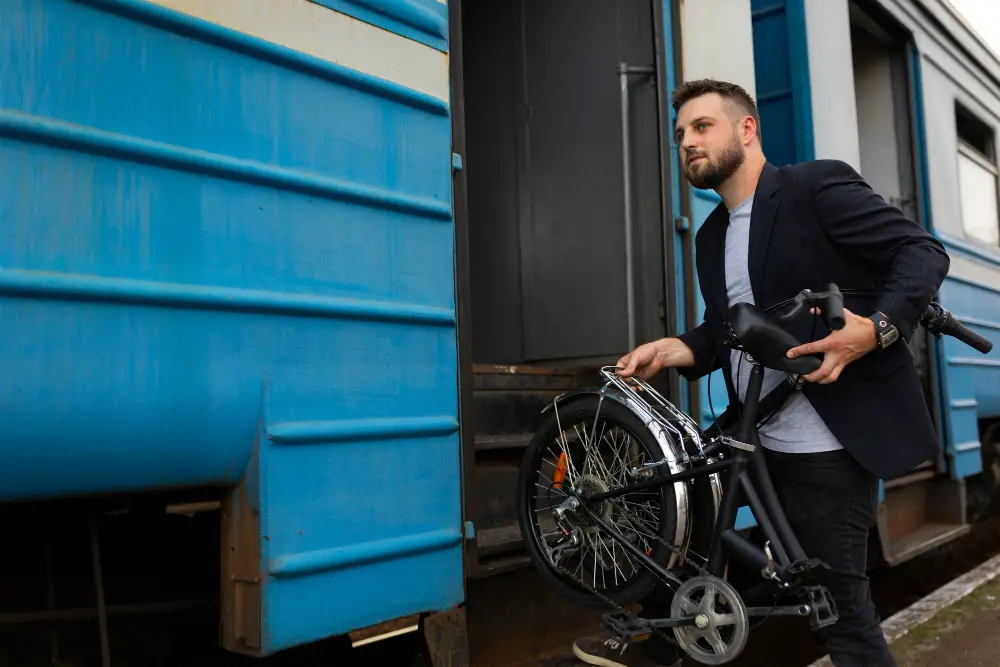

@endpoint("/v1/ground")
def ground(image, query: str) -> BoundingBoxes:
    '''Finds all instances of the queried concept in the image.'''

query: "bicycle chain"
[548,491,789,656]
[547,493,715,648]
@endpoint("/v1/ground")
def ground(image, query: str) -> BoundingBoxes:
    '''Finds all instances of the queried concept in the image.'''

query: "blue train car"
[1,0,465,661]
[3,0,1000,665]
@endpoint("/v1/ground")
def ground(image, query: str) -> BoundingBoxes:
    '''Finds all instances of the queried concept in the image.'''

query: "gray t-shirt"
[724,194,843,453]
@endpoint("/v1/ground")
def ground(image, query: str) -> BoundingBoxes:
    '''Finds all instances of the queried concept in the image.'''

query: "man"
[571,79,950,667]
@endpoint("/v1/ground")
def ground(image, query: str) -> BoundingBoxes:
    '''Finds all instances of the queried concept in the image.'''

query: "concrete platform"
[808,551,1000,667]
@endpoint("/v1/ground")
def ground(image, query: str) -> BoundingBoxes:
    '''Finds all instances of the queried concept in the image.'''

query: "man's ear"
[741,116,757,145]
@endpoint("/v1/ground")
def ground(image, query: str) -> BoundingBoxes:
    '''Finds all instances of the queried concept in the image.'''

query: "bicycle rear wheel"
[516,395,683,608]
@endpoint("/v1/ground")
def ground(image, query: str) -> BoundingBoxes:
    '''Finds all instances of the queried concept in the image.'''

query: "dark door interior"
[462,0,666,366]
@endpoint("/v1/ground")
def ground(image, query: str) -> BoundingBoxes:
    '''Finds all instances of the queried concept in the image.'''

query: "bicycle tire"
[516,395,680,608]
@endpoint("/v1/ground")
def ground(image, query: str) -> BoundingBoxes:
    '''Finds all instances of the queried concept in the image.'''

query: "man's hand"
[785,307,877,384]
[616,338,695,380]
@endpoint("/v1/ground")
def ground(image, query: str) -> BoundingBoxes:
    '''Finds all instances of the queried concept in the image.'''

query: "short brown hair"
[672,79,761,139]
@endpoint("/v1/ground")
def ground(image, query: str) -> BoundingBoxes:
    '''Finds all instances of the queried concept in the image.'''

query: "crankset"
[671,576,750,665]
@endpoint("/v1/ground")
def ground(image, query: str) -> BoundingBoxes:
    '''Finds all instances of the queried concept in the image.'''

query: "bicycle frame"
[566,362,817,605]
[543,292,992,642]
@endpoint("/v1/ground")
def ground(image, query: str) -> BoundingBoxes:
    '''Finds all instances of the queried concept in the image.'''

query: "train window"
[955,104,1000,247]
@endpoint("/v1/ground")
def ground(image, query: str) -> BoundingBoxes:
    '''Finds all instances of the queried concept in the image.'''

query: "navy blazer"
[677,159,950,480]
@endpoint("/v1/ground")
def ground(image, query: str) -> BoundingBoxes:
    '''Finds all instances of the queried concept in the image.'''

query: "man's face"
[674,93,747,190]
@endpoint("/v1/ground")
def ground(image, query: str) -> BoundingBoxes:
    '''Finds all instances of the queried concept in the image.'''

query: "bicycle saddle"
[727,302,823,375]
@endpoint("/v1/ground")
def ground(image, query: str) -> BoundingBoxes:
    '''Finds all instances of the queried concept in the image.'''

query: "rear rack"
[550,365,710,471]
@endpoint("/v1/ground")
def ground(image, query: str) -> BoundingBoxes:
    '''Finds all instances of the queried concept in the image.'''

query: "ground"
[892,574,1000,667]
[512,574,1000,667]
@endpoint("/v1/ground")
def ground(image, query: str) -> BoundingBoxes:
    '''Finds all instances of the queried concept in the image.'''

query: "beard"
[683,134,745,190]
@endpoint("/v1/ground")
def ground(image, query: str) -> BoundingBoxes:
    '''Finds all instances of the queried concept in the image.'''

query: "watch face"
[882,328,899,348]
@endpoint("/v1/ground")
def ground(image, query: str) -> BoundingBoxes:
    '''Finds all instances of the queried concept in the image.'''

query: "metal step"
[885,522,970,564]
[469,522,531,579]
[473,364,585,392]
[467,364,592,578]
[475,433,532,451]
[477,522,524,557]
[877,473,970,566]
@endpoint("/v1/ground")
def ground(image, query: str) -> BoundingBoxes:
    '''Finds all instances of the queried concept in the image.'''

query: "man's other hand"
[785,307,877,384]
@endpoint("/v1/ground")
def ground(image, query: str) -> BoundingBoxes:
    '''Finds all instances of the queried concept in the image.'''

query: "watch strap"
[869,311,899,350]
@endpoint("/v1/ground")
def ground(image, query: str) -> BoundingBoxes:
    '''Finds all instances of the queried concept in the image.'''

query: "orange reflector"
[554,452,568,489]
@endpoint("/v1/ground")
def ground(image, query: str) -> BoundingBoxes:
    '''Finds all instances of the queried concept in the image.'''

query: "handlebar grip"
[944,314,994,354]
[824,283,845,331]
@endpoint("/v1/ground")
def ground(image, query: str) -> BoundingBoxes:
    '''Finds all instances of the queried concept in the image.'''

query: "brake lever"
[778,289,814,321]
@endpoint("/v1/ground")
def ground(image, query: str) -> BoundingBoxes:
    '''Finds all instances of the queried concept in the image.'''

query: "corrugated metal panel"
[1,0,461,652]
[934,237,1000,478]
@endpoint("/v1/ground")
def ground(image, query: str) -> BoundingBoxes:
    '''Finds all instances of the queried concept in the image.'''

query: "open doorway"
[448,0,680,621]
[848,0,935,416]
[458,0,672,369]
[848,1,971,568]
[849,2,919,221]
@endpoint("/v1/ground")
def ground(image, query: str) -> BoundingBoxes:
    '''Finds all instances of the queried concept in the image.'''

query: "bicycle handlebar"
[823,283,845,331]
[779,284,846,331]
[921,302,993,354]
[776,283,993,355]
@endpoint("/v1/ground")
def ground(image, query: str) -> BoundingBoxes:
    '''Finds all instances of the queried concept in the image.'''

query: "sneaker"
[571,637,680,667]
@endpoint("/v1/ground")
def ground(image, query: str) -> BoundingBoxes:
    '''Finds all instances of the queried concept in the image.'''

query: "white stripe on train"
[146,0,450,102]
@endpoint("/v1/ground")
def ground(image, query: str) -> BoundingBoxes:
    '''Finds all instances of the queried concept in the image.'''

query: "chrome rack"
[551,366,710,476]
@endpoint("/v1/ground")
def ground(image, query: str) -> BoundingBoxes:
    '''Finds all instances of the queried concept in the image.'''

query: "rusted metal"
[883,468,937,490]
[877,476,970,565]
[422,607,470,667]
[164,500,222,516]
[221,445,263,655]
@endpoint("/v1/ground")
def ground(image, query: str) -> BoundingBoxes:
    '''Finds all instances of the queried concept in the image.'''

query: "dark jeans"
[642,448,897,667]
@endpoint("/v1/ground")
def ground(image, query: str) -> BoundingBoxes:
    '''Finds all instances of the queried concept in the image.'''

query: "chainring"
[670,575,749,665]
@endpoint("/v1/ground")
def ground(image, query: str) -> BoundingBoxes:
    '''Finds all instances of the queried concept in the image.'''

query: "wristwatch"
[869,311,900,350]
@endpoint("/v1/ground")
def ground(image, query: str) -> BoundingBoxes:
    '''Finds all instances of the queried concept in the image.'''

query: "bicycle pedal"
[600,611,651,642]
[800,585,839,630]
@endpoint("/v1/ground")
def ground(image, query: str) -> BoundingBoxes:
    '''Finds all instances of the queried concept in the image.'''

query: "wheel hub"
[574,475,614,532]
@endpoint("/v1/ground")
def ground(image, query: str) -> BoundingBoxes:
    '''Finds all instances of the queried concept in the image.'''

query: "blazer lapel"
[699,203,730,320]
[748,162,780,304]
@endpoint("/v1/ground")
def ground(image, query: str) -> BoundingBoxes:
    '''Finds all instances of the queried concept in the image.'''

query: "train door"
[449,0,680,662]
[847,0,942,434]
[848,0,935,414]
[845,0,971,565]
[459,0,673,368]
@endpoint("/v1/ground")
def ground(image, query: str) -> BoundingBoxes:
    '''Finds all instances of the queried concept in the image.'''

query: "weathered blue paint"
[750,0,814,165]
[661,1,692,414]
[1,0,462,653]
[307,0,449,53]
[934,235,1000,479]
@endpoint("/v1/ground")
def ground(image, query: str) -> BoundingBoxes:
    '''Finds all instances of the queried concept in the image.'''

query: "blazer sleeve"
[676,312,724,381]
[807,159,950,341]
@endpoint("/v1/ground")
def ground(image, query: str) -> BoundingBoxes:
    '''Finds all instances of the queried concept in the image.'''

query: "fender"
[541,387,723,564]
